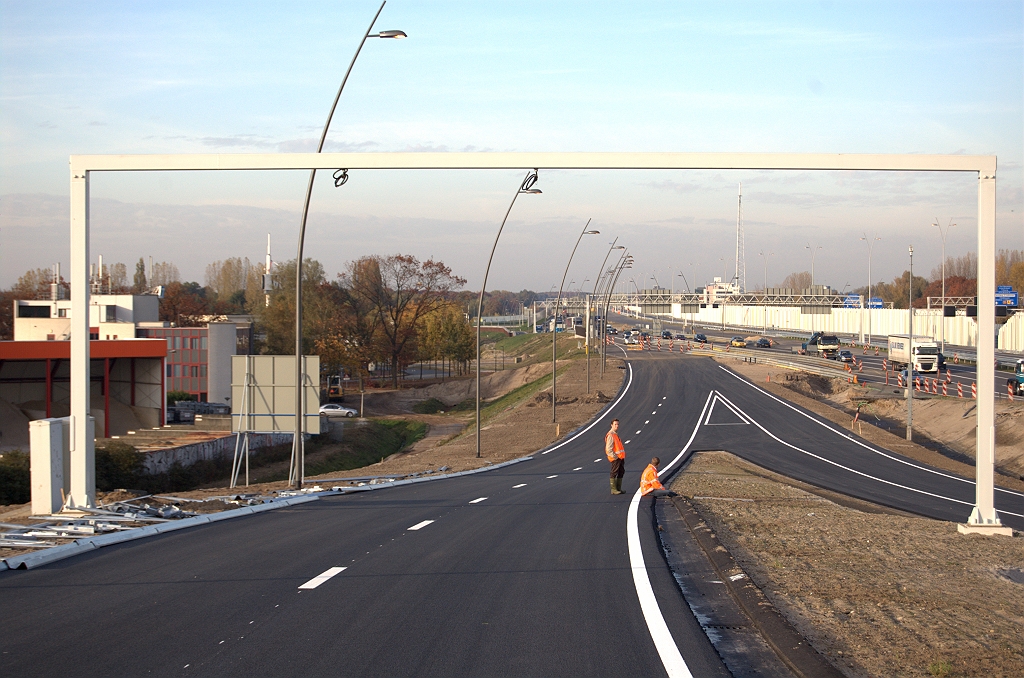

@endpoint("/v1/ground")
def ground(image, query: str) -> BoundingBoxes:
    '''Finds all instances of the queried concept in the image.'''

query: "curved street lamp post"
[476,171,541,459]
[552,220,599,423]
[290,1,405,488]
[589,240,623,391]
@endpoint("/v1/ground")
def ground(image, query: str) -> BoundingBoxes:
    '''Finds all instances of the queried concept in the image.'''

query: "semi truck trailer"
[887,334,940,374]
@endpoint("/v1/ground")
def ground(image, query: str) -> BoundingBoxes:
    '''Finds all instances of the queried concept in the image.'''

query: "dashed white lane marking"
[644,420,650,424]
[662,396,666,400]
[547,475,558,479]
[573,467,583,471]
[469,497,488,504]
[298,566,347,590]
[652,411,657,415]
[625,440,632,444]
[635,430,641,434]
[408,520,434,531]
[513,483,527,488]
[658,403,662,407]
[594,459,601,462]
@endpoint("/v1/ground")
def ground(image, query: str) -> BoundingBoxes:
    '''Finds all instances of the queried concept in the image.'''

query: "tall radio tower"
[735,182,745,292]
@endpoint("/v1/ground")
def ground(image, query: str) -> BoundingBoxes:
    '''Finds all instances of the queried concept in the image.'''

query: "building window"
[167,364,173,377]
[191,366,199,378]
[200,336,208,349]
[173,336,181,350]
[173,364,181,377]
[200,365,207,377]
[57,309,68,318]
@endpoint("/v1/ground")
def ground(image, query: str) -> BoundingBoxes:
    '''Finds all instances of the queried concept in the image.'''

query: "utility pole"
[907,245,914,442]
[935,219,955,355]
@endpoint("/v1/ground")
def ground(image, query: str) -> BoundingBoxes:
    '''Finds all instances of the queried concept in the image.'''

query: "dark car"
[661,330,673,339]
[674,332,687,340]
[838,349,854,363]
[755,338,771,348]
[694,333,707,343]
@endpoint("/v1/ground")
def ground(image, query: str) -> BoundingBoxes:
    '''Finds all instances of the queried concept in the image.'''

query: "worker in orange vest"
[605,418,626,494]
[640,457,676,498]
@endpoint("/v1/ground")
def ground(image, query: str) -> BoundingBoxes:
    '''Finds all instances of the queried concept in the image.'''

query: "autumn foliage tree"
[339,255,466,388]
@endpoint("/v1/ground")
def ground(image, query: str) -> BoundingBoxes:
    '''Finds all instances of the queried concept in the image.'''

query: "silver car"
[319,403,358,418]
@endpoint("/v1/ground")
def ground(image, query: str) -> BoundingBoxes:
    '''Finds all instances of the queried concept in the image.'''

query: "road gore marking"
[469,497,488,504]
[298,566,347,590]
[546,475,558,479]
[513,483,527,488]
[408,520,434,531]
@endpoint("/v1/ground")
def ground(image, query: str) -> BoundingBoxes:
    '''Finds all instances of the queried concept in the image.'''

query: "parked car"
[694,333,708,343]
[319,403,358,418]
[755,338,771,349]
[838,349,854,363]
[730,336,746,348]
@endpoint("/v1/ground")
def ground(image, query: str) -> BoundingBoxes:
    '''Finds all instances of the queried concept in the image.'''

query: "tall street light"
[476,171,542,459]
[907,245,915,442]
[860,234,881,347]
[935,218,956,354]
[290,1,406,488]
[759,250,773,334]
[589,240,624,393]
[805,243,822,334]
[603,252,632,368]
[553,220,599,423]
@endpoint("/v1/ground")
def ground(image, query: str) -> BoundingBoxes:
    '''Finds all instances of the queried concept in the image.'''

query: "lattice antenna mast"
[735,182,745,292]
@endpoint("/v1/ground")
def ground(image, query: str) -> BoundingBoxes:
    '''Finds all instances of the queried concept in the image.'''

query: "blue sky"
[2,0,1022,293]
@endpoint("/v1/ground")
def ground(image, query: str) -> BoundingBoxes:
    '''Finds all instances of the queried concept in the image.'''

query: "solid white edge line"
[469,497,488,504]
[712,390,1024,517]
[626,390,713,678]
[298,566,347,590]
[717,365,1024,500]
[535,359,634,456]
[408,520,434,531]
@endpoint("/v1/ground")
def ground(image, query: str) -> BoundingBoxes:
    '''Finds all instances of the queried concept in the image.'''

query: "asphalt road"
[3,351,1022,677]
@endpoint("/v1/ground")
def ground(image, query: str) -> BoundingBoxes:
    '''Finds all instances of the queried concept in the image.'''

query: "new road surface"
[3,352,1022,677]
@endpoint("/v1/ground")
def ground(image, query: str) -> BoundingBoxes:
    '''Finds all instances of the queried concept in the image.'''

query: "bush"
[412,397,446,414]
[166,390,196,407]
[0,451,30,505]
[95,441,145,491]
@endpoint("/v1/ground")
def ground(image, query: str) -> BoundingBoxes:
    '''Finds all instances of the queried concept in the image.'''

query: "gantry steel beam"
[69,151,1004,535]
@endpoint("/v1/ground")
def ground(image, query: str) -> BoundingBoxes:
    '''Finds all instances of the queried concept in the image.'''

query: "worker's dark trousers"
[609,458,624,479]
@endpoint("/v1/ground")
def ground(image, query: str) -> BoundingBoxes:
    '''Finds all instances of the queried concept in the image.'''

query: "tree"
[876,270,928,309]
[930,253,977,280]
[107,262,130,293]
[160,281,209,326]
[133,258,148,293]
[151,261,181,287]
[421,302,474,372]
[780,271,812,290]
[252,258,333,355]
[12,268,54,299]
[996,249,1024,287]
[340,255,466,388]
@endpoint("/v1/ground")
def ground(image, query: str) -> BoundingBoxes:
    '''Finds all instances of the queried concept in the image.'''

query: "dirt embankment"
[715,356,1024,486]
[672,451,1024,678]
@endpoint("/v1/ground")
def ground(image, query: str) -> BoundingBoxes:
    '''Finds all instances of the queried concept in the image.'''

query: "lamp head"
[376,30,407,39]
[585,230,600,235]
[520,170,540,194]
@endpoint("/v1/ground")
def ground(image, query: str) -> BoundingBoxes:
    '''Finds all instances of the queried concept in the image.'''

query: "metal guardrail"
[689,344,854,380]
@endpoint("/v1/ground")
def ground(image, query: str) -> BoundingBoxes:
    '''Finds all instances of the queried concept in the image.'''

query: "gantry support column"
[959,170,1010,535]
[69,166,95,509]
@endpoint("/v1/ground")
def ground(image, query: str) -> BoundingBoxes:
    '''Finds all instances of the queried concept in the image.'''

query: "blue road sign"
[868,297,884,309]
[997,285,1013,293]
[995,292,1018,307]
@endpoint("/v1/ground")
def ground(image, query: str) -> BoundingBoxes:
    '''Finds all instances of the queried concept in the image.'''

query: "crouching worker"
[640,457,676,497]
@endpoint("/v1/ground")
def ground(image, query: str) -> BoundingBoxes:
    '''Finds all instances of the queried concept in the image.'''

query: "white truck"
[887,334,940,374]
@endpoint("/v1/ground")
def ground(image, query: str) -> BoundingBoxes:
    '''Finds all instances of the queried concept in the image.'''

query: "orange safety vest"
[640,464,664,496]
[605,430,625,462]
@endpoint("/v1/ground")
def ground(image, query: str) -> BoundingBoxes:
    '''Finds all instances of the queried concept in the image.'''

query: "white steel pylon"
[735,182,745,292]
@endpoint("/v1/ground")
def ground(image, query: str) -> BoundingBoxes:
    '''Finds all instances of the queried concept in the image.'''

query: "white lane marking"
[594,459,601,462]
[513,483,527,488]
[635,430,642,434]
[535,363,634,456]
[298,566,347,590]
[626,392,712,678]
[644,420,650,424]
[408,520,434,531]
[662,396,667,400]
[652,411,657,415]
[658,403,662,407]
[625,439,632,444]
[718,366,1024,501]
[469,497,488,504]
[547,475,558,479]
[713,389,1023,519]
[573,467,583,471]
